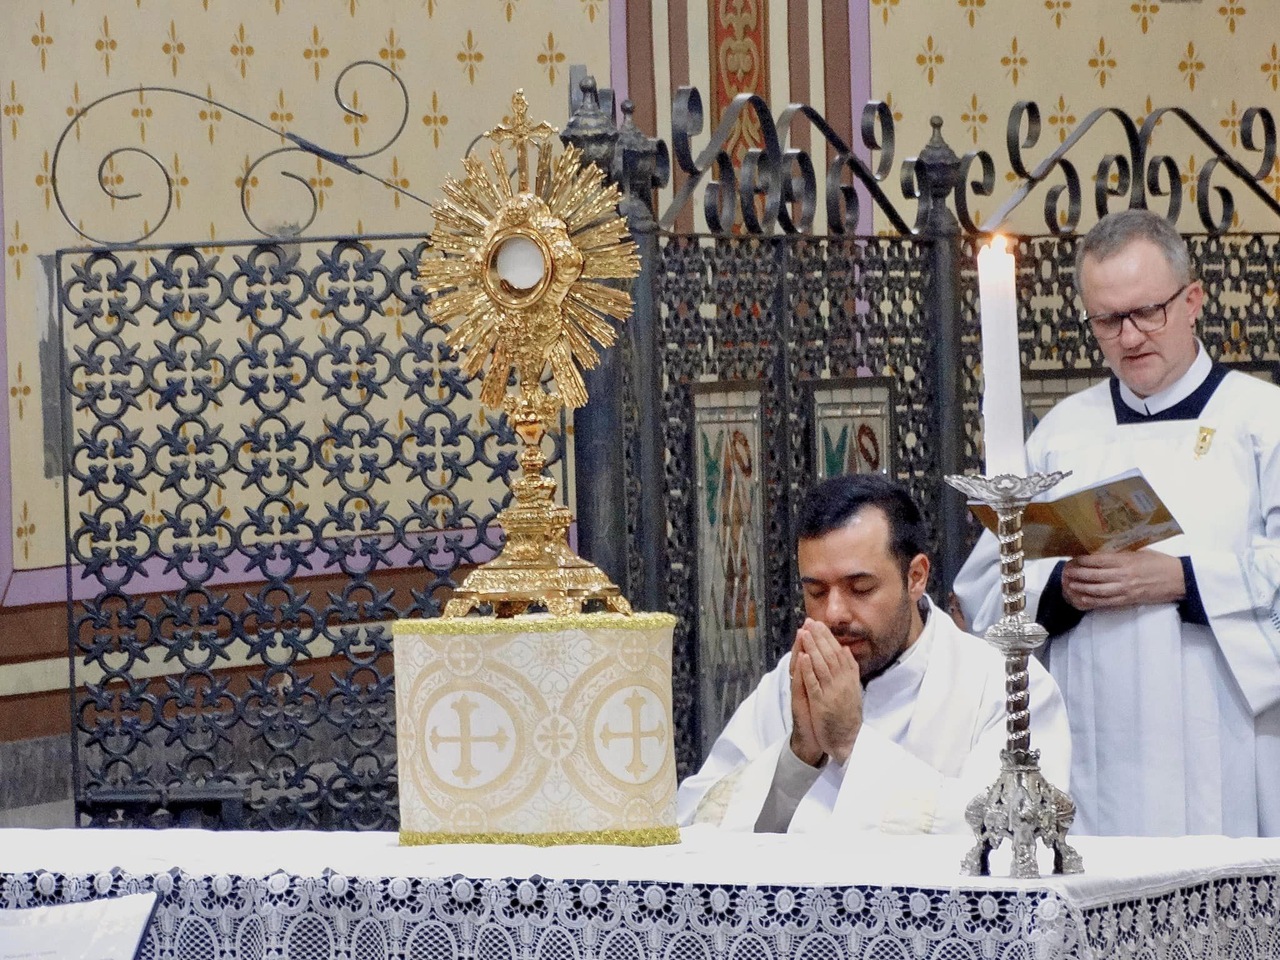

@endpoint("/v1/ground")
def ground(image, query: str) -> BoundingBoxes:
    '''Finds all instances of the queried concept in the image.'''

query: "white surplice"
[675,598,1070,834]
[955,367,1280,837]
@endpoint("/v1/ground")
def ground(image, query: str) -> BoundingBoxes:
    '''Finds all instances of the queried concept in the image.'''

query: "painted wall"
[870,0,1280,233]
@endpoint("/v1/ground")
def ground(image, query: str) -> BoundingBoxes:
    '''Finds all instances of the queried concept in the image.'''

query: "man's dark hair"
[796,473,928,576]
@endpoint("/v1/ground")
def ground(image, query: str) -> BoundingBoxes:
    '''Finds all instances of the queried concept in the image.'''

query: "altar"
[2,827,1277,960]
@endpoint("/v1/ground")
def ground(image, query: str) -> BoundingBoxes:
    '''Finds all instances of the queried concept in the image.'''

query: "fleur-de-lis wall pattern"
[871,0,1280,231]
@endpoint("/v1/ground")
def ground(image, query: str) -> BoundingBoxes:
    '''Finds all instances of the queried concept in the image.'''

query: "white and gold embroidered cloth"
[393,612,678,846]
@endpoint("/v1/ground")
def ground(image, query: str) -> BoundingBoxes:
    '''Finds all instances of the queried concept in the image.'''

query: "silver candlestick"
[945,471,1083,878]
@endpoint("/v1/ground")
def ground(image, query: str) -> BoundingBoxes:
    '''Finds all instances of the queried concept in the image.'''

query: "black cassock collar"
[1109,362,1229,425]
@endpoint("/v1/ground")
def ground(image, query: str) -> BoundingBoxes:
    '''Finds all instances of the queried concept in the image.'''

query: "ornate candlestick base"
[961,747,1082,878]
[945,472,1083,878]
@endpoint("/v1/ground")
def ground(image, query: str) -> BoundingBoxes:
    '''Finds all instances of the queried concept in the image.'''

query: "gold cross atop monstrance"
[417,90,640,618]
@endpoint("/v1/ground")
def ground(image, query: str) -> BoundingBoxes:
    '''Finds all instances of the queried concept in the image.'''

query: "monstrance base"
[442,544,633,618]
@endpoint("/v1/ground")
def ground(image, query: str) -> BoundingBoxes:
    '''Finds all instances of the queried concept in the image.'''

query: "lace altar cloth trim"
[2,868,1278,960]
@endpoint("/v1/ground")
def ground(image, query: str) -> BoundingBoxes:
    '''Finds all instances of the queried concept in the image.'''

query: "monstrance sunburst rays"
[416,90,639,619]
[417,93,639,413]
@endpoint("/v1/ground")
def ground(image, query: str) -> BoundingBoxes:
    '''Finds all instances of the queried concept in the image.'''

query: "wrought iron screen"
[653,233,933,772]
[653,229,1280,776]
[61,233,567,829]
[1180,235,1280,364]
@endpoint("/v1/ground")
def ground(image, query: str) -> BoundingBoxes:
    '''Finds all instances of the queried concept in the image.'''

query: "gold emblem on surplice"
[1194,426,1216,459]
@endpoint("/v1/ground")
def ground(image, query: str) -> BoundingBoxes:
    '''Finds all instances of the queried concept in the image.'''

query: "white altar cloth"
[2,826,1278,959]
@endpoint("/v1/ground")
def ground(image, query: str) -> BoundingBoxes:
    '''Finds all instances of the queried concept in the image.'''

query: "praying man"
[678,473,1069,833]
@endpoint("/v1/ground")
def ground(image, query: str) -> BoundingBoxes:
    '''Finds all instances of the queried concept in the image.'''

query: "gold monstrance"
[418,91,640,618]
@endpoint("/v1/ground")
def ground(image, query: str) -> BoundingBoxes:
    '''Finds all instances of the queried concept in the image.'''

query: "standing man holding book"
[955,209,1280,837]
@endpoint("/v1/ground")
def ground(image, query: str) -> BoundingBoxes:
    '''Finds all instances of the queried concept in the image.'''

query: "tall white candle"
[977,235,1028,477]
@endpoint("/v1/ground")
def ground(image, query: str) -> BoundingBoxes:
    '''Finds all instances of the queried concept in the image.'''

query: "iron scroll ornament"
[653,87,1280,239]
[662,86,913,236]
[50,60,432,245]
[959,100,1280,236]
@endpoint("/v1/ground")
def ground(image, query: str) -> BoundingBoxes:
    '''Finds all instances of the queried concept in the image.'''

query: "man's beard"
[832,589,916,685]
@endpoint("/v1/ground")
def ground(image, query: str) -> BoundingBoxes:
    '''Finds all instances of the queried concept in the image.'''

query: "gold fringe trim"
[393,612,676,637]
[399,825,681,847]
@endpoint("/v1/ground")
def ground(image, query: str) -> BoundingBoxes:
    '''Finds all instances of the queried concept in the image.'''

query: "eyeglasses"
[1084,284,1190,341]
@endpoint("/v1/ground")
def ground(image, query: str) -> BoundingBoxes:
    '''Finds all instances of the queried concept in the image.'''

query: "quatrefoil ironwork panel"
[61,234,566,829]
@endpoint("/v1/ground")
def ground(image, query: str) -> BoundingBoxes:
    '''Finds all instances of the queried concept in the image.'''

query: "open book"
[968,468,1183,560]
